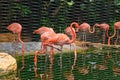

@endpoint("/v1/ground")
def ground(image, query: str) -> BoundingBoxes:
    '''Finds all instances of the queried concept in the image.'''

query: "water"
[15,51,120,80]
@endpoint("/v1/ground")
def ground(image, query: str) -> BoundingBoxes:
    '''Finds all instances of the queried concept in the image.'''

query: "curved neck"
[109,27,116,38]
[88,25,95,33]
[107,26,116,45]
[106,29,109,38]
[68,23,77,43]
[70,22,79,27]
[70,22,79,31]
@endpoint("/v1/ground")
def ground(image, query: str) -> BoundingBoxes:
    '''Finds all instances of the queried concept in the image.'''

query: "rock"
[0,52,17,76]
[0,33,14,42]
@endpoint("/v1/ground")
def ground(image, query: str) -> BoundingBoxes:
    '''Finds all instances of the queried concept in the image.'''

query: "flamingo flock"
[6,21,120,77]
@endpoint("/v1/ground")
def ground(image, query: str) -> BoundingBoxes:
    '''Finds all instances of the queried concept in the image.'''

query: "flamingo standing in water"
[33,26,56,54]
[76,22,95,50]
[40,22,79,57]
[33,26,57,68]
[6,22,24,70]
[94,23,109,44]
[43,23,77,65]
[33,22,79,77]
[108,21,120,45]
[34,22,79,62]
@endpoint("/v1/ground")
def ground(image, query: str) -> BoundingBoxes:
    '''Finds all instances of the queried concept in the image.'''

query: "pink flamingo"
[6,22,24,54]
[43,24,77,63]
[34,22,79,62]
[108,21,120,45]
[33,26,56,54]
[94,23,109,44]
[6,22,25,72]
[76,22,95,50]
[40,22,79,56]
[34,22,79,77]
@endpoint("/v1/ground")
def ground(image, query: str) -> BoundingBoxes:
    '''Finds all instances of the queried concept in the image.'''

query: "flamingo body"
[95,23,109,31]
[78,22,95,33]
[6,23,22,34]
[114,21,120,29]
[6,22,24,69]
[33,26,54,35]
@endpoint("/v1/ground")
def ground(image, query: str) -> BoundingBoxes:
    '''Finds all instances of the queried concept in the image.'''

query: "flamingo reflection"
[64,48,77,80]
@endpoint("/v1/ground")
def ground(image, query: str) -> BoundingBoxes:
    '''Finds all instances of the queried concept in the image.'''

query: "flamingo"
[33,26,56,71]
[34,22,78,66]
[33,26,56,55]
[34,22,79,61]
[6,22,24,54]
[94,23,109,44]
[40,22,79,56]
[76,22,95,50]
[6,22,25,72]
[33,22,79,77]
[43,24,77,66]
[108,21,120,45]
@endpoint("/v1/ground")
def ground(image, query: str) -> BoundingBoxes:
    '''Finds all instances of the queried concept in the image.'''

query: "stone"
[0,52,17,76]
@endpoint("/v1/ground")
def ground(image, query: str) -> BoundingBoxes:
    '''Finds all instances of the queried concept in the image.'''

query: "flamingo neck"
[88,25,95,33]
[109,27,116,38]
[68,23,77,43]
[107,26,116,45]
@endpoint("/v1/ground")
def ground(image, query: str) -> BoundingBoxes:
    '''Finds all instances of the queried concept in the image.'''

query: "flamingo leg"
[108,37,111,46]
[13,33,18,56]
[85,31,87,49]
[49,46,54,63]
[114,30,119,45]
[102,31,105,44]
[82,31,84,49]
[71,43,77,71]
[60,46,63,72]
[40,42,47,54]
[82,31,87,50]
[17,33,24,55]
[17,33,24,69]
[34,50,39,77]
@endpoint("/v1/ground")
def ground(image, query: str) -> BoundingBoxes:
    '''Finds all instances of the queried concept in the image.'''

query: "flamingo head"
[33,26,55,35]
[94,23,101,27]
[73,23,79,33]
[64,26,75,36]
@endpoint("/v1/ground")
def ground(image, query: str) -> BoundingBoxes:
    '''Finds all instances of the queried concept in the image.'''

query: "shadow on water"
[16,50,120,80]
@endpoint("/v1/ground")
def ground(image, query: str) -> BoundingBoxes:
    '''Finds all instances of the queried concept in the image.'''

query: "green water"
[16,51,120,80]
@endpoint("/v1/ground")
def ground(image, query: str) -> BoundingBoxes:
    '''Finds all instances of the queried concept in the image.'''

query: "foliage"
[15,3,31,17]
[0,0,120,41]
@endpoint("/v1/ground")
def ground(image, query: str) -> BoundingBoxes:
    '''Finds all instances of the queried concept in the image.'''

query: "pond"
[15,50,120,80]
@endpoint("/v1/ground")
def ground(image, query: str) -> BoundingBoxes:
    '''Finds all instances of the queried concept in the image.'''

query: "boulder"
[0,52,17,76]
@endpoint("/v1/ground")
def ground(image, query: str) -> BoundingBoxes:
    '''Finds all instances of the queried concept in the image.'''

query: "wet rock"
[0,52,17,76]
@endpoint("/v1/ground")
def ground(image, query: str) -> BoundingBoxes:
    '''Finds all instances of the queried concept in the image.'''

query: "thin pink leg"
[34,50,39,77]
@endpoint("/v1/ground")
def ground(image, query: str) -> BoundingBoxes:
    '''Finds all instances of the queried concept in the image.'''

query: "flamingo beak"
[75,28,79,32]
[33,31,36,34]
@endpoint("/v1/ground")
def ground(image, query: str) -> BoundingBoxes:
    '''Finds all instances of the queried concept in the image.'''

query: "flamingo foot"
[82,47,88,50]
